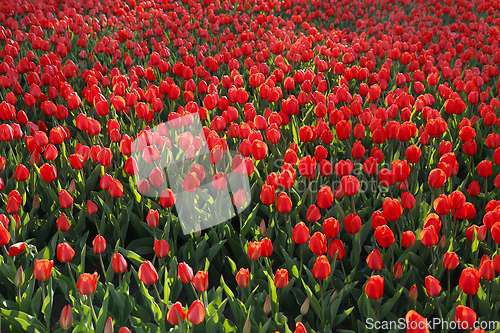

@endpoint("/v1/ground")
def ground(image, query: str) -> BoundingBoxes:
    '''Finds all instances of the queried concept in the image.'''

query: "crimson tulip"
[365,275,384,300]
[274,268,289,289]
[77,271,98,295]
[366,249,384,271]
[312,255,331,280]
[138,261,158,285]
[459,268,480,295]
[236,268,249,288]
[167,302,186,325]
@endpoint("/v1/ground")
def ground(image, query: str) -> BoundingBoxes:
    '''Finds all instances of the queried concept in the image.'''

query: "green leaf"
[96,288,109,333]
[379,287,403,319]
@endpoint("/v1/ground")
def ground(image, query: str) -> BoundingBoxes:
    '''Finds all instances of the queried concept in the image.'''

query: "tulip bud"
[194,223,201,238]
[259,219,266,235]
[14,266,24,287]
[33,196,40,210]
[263,295,271,314]
[243,319,251,333]
[68,179,76,195]
[409,285,418,301]
[439,234,446,248]
[103,317,113,333]
[329,290,338,304]
[59,305,73,329]
[301,296,310,315]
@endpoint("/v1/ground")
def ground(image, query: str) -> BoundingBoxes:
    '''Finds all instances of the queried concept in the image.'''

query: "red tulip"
[292,222,309,244]
[59,189,74,209]
[57,243,75,263]
[60,305,73,329]
[477,160,493,178]
[323,218,339,238]
[328,239,345,260]
[159,188,176,208]
[260,184,276,205]
[276,192,292,213]
[344,213,362,234]
[112,253,127,274]
[146,209,159,228]
[177,262,194,284]
[366,249,384,271]
[455,305,476,331]
[187,300,206,325]
[274,268,289,289]
[424,275,441,297]
[14,164,29,182]
[428,168,447,188]
[341,175,360,196]
[153,239,170,258]
[365,275,384,300]
[0,224,11,247]
[459,267,480,295]
[405,310,428,333]
[192,271,209,292]
[77,271,98,295]
[317,186,333,209]
[306,205,321,223]
[40,163,57,182]
[167,302,186,325]
[374,225,395,248]
[479,259,495,280]
[236,268,249,288]
[92,235,106,254]
[34,259,53,281]
[138,261,158,285]
[393,262,403,279]
[312,255,331,280]
[309,232,327,255]
[260,237,273,257]
[443,252,459,270]
[382,198,403,221]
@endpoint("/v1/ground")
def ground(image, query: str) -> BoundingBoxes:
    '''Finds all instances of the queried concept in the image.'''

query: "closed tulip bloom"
[274,268,289,289]
[341,175,360,196]
[371,211,387,229]
[423,213,442,233]
[433,194,451,215]
[420,226,439,247]
[312,255,331,280]
[328,239,346,260]
[59,189,74,209]
[60,304,73,329]
[449,190,466,211]
[455,305,476,331]
[187,300,206,325]
[493,255,500,273]
[405,310,428,333]
[153,239,170,258]
[232,189,247,208]
[306,204,321,223]
[236,268,249,288]
[366,249,384,271]
[182,172,200,192]
[459,268,480,295]
[112,253,127,274]
[0,224,11,247]
[393,262,403,279]
[382,198,403,221]
[247,241,261,260]
[193,271,209,292]
[323,218,340,238]
[104,317,113,333]
[146,209,159,228]
[467,181,480,196]
[40,163,57,182]
[9,242,26,257]
[465,225,487,243]
[401,191,416,210]
[177,262,194,284]
[260,184,276,205]
[292,222,310,244]
[167,302,186,325]
[119,328,132,333]
[92,235,106,254]
[405,145,421,164]
[309,232,327,255]
[428,168,447,188]
[34,259,54,281]
[87,200,98,215]
[138,261,158,285]
[479,259,495,280]
[14,164,29,181]
[344,213,362,234]
[57,242,75,263]
[276,192,292,213]
[443,252,460,270]
[77,271,98,295]
[365,275,384,300]
[424,275,441,297]
[374,225,395,247]
[409,285,418,301]
[260,238,273,257]
[317,186,333,209]
[477,160,492,178]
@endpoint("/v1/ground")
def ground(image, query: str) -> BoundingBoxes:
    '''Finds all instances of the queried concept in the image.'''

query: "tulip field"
[3,0,500,331]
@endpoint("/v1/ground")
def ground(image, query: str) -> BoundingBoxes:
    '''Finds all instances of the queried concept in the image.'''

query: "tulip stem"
[350,195,356,214]
[320,280,325,328]
[93,215,100,234]
[66,262,77,288]
[469,294,474,310]
[299,244,303,278]
[88,295,99,328]
[434,296,443,319]
[429,247,435,275]
[99,254,107,277]
[340,260,346,278]
[447,270,450,295]
[375,299,379,320]
[154,283,165,315]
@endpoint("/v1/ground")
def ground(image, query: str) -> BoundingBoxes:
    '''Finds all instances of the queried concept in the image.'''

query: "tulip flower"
[34,259,53,281]
[59,189,74,209]
[424,275,441,297]
[366,249,384,271]
[405,310,428,333]
[167,302,186,325]
[274,268,289,289]
[374,225,395,248]
[104,317,113,333]
[187,300,206,325]
[8,242,26,257]
[306,204,321,223]
[177,262,194,284]
[60,305,73,329]
[56,214,71,232]
[0,224,11,247]
[146,209,159,228]
[323,218,339,238]
[192,271,208,293]
[236,268,249,288]
[247,241,261,260]
[393,263,403,279]
[260,237,273,257]
[112,253,127,274]
[57,243,75,263]
[382,198,403,221]
[309,232,327,255]
[344,213,362,234]
[138,261,159,285]
[459,267,480,296]
[455,305,476,331]
[365,275,384,300]
[292,222,309,244]
[77,271,98,295]
[317,185,333,209]
[312,255,331,280]
[276,192,292,213]
[153,239,170,258]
